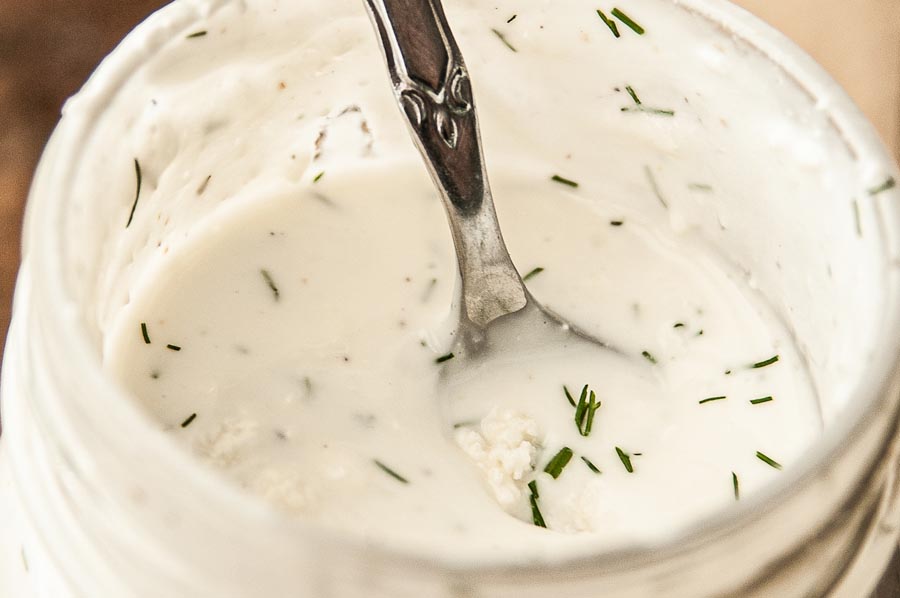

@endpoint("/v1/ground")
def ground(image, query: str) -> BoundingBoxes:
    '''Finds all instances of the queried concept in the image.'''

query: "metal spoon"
[363,0,614,366]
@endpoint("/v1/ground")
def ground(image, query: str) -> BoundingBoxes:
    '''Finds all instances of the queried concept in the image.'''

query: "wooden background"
[0,1,897,594]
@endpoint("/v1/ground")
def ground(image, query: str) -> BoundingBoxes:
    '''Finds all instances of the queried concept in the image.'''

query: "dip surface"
[101,0,825,564]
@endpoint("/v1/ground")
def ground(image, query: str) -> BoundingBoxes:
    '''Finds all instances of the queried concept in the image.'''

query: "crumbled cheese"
[454,408,542,509]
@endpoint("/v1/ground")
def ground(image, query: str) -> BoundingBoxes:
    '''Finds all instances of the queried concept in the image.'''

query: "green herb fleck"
[625,85,641,105]
[313,171,325,183]
[725,369,732,375]
[126,158,142,228]
[732,471,740,500]
[611,7,645,35]
[644,166,669,209]
[641,350,657,364]
[699,396,727,405]
[563,385,577,408]
[673,322,685,329]
[610,220,624,226]
[581,456,602,474]
[181,413,197,428]
[166,344,182,352]
[551,174,579,188]
[435,352,455,364]
[186,30,208,39]
[751,355,779,369]
[852,199,862,237]
[750,396,773,405]
[868,177,896,196]
[260,269,280,301]
[544,447,574,479]
[374,459,409,484]
[528,480,547,528]
[140,322,151,344]
[491,28,517,52]
[523,267,545,282]
[621,106,675,117]
[452,420,478,429]
[756,451,782,470]
[596,10,620,38]
[688,182,713,192]
[573,385,601,437]
[615,447,634,473]
[507,14,517,23]
[196,174,212,195]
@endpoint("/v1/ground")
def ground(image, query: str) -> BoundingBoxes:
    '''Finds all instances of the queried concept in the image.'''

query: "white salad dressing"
[78,0,893,566]
[106,163,820,559]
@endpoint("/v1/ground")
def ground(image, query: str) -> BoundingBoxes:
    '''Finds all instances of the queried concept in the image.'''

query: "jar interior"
[37,0,900,575]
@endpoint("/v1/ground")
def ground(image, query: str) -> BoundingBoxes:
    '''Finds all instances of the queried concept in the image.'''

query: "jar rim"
[21,0,900,581]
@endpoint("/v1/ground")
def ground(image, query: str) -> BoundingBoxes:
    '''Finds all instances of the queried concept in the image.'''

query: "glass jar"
[2,0,900,596]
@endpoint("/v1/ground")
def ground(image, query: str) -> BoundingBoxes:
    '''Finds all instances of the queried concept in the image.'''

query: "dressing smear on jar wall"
[93,0,891,565]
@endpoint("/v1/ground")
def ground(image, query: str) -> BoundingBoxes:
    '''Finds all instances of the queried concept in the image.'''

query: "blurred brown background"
[0,0,898,595]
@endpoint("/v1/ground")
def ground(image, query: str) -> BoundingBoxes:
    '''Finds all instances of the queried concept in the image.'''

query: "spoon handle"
[363,0,528,327]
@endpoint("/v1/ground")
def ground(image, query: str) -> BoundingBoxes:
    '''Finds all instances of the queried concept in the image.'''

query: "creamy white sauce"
[87,0,870,564]
[105,158,820,558]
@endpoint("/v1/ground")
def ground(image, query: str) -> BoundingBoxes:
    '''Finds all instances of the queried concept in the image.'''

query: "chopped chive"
[574,384,589,432]
[260,269,280,301]
[688,182,713,192]
[641,350,657,364]
[581,456,602,474]
[528,480,547,528]
[596,9,620,37]
[699,396,727,405]
[852,199,862,237]
[166,344,182,352]
[523,267,545,282]
[491,28,517,52]
[615,447,634,473]
[732,472,740,500]
[126,158,142,228]
[563,385,577,408]
[452,420,478,429]
[750,396,774,405]
[544,447,574,479]
[696,329,705,336]
[625,85,641,105]
[551,174,579,188]
[313,171,325,183]
[140,322,151,344]
[621,106,675,116]
[611,7,645,35]
[186,30,208,39]
[181,413,197,428]
[374,459,409,483]
[196,174,212,195]
[435,352,455,364]
[756,451,782,470]
[610,220,624,226]
[421,277,438,302]
[725,369,732,375]
[751,355,779,369]
[868,177,896,196]
[644,166,668,209]
[506,14,517,23]
[582,391,601,436]
[673,322,686,329]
